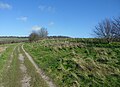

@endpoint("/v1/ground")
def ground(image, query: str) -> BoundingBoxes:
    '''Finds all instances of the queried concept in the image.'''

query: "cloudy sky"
[0,0,120,37]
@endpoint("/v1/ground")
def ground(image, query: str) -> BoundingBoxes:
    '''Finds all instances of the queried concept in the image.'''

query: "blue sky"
[0,0,120,38]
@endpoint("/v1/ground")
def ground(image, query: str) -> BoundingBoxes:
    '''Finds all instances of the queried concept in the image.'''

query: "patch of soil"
[0,47,7,53]
[19,54,31,87]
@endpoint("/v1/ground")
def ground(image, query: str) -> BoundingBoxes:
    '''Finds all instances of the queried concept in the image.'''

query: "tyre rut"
[21,44,56,87]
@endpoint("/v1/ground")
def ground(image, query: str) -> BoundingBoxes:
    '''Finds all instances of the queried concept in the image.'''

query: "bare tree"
[38,27,48,38]
[112,17,120,40]
[29,27,48,42]
[93,19,114,42]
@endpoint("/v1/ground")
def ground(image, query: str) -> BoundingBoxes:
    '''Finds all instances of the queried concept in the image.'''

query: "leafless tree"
[38,27,48,38]
[93,19,114,42]
[29,27,48,42]
[112,17,120,40]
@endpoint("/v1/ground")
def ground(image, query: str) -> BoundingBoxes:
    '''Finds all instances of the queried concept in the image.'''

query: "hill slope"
[24,38,120,87]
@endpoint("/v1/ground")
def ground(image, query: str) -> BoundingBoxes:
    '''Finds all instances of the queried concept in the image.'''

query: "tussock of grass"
[24,38,120,87]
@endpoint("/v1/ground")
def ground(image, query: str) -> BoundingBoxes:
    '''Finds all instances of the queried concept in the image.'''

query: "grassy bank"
[24,38,120,87]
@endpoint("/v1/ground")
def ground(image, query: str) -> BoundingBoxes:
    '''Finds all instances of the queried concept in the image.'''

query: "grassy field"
[0,37,27,41]
[24,38,120,87]
[0,37,28,44]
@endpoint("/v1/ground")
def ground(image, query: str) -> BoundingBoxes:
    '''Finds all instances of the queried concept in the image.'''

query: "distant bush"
[29,27,48,42]
[29,32,39,42]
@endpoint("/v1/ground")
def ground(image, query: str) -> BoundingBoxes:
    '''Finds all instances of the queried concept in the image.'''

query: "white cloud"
[38,5,55,12]
[49,21,54,26]
[32,25,42,31]
[0,2,12,10]
[17,16,28,22]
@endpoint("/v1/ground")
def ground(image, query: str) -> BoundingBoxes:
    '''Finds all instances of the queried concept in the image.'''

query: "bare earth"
[19,54,31,87]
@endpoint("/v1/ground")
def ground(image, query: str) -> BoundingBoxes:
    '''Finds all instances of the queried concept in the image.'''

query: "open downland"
[0,38,120,87]
[0,44,51,87]
[24,39,120,87]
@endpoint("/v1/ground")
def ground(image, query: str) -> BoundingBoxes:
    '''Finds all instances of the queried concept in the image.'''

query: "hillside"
[24,38,120,87]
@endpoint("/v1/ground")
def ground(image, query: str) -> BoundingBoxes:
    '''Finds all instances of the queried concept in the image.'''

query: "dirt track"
[22,45,56,87]
[1,44,55,87]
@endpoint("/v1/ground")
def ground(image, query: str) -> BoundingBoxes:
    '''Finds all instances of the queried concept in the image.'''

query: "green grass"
[24,38,120,87]
[0,44,17,86]
[2,44,22,87]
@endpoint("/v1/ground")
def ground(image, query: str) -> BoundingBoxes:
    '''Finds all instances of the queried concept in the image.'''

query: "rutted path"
[1,44,50,87]
[21,45,56,87]
[0,45,17,87]
[18,54,31,87]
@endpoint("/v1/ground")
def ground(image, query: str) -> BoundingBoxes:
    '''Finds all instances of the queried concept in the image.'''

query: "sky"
[0,0,120,38]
